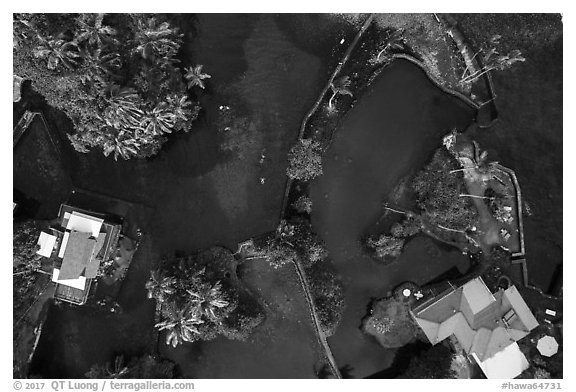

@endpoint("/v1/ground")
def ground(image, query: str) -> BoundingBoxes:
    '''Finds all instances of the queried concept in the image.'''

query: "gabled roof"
[473,342,529,379]
[85,232,106,278]
[412,277,538,365]
[66,211,104,238]
[59,231,96,280]
[502,286,539,331]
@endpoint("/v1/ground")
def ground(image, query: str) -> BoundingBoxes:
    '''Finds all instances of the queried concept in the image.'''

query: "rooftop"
[411,277,538,363]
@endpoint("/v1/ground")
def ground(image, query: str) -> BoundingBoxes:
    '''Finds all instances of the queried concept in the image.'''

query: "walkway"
[276,14,377,379]
[291,259,341,379]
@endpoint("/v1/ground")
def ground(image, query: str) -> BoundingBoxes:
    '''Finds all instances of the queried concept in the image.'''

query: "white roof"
[58,231,70,258]
[545,309,557,316]
[66,211,104,238]
[52,268,87,290]
[462,277,496,314]
[474,342,529,379]
[537,336,559,357]
[36,231,57,258]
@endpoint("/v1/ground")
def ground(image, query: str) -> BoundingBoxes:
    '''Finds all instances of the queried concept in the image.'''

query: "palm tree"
[184,65,211,90]
[103,85,146,130]
[187,281,229,322]
[141,103,177,136]
[132,16,182,60]
[155,303,204,348]
[327,76,353,112]
[85,355,130,379]
[32,37,80,71]
[167,94,193,122]
[102,130,142,160]
[145,270,177,303]
[75,13,117,48]
[80,48,121,84]
[460,49,525,84]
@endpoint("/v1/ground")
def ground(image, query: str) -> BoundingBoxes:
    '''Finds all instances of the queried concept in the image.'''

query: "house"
[35,204,122,305]
[411,277,538,379]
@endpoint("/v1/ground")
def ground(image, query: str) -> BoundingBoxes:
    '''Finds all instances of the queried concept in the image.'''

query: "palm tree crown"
[155,303,205,348]
[184,65,211,90]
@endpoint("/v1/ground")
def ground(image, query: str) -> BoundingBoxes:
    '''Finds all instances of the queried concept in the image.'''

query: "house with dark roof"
[411,276,539,379]
[36,204,121,305]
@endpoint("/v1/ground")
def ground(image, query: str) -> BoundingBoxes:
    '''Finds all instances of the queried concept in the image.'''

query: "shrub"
[292,195,313,214]
[286,139,323,181]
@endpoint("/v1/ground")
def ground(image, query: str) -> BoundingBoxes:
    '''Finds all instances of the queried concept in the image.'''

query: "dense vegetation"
[366,216,422,263]
[13,220,47,319]
[412,148,479,233]
[362,295,421,348]
[85,354,178,379]
[399,343,456,379]
[286,139,323,181]
[146,247,264,347]
[14,13,204,159]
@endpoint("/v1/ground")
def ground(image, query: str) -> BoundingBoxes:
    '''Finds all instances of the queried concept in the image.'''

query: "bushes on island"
[146,247,264,348]
[412,148,479,235]
[366,215,422,264]
[362,295,421,348]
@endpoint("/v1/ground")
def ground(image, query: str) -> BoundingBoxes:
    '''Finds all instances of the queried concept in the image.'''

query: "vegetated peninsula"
[13,13,561,380]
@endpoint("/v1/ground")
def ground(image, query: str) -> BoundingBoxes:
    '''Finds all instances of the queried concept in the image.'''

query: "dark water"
[310,59,475,378]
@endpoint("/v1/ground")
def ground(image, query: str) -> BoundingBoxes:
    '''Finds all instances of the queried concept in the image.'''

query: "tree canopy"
[286,138,323,181]
[412,148,479,232]
[14,13,203,160]
[147,248,264,348]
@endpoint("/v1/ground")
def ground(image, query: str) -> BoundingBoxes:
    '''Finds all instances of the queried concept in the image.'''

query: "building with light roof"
[35,204,122,305]
[411,276,538,379]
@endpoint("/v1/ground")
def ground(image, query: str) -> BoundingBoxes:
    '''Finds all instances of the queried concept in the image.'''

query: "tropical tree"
[101,132,142,161]
[327,75,353,112]
[167,94,194,123]
[184,64,211,90]
[75,13,117,48]
[86,355,177,379]
[145,270,177,303]
[187,281,229,322]
[32,37,80,71]
[131,16,182,60]
[79,47,121,84]
[459,33,525,85]
[103,85,145,131]
[286,138,323,181]
[142,103,179,136]
[156,303,205,348]
[85,355,129,379]
[14,14,200,160]
[412,149,479,232]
